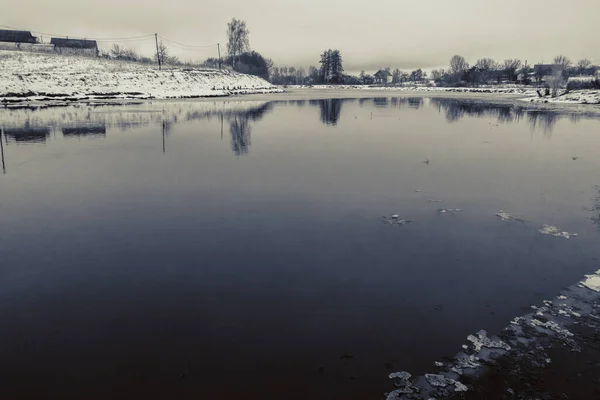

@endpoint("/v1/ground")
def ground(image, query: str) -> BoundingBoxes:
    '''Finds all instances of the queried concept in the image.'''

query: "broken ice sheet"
[438,208,462,213]
[581,270,600,292]
[425,374,468,392]
[539,224,578,239]
[495,210,526,222]
[467,330,511,352]
[382,214,411,226]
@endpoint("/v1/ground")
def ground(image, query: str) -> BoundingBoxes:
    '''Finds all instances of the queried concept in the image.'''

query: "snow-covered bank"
[0,50,281,103]
[524,89,600,105]
[287,84,600,105]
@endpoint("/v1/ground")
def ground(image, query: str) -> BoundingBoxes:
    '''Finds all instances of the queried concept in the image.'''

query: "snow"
[466,330,511,352]
[581,270,600,292]
[0,50,281,102]
[524,90,600,105]
[538,224,578,239]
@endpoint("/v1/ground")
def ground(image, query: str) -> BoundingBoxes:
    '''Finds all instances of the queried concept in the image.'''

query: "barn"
[0,29,36,44]
[50,38,99,56]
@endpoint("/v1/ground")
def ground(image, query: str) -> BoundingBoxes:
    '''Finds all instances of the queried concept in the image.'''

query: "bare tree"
[503,59,522,82]
[226,18,250,69]
[546,71,565,98]
[392,68,401,84]
[553,55,571,68]
[576,58,592,75]
[155,41,168,66]
[449,55,469,75]
[110,44,123,58]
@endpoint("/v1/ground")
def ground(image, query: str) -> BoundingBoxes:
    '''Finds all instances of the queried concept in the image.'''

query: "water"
[1,96,600,399]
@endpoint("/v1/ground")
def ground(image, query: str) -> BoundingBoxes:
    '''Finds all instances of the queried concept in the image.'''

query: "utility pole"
[217,43,221,70]
[155,33,161,71]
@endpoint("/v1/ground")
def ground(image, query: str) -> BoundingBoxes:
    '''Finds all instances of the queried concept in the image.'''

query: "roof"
[374,69,392,77]
[0,29,36,43]
[50,38,98,49]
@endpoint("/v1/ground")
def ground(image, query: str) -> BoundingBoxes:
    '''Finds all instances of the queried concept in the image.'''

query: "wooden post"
[217,43,221,70]
[155,33,161,71]
[162,121,166,153]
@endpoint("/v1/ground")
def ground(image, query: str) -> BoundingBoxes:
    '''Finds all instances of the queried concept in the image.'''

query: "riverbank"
[0,50,281,104]
[285,84,600,105]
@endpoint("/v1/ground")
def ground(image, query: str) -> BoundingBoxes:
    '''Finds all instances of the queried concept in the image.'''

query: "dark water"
[1,97,600,399]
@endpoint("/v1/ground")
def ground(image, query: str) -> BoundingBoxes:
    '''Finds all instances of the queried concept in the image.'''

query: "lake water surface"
[1,97,600,399]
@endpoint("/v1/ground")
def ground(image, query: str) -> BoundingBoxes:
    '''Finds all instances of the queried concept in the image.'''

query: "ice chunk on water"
[382,215,412,226]
[495,210,526,222]
[425,374,454,387]
[389,371,411,380]
[454,381,469,392]
[438,208,462,213]
[581,270,600,292]
[539,224,578,239]
[434,361,444,367]
[467,330,511,352]
[531,319,574,337]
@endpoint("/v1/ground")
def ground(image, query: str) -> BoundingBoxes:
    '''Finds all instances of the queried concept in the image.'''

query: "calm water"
[1,97,600,399]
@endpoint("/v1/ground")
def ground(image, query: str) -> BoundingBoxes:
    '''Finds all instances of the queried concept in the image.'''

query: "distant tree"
[553,55,571,69]
[226,18,250,68]
[319,49,344,84]
[409,69,424,82]
[265,58,275,78]
[392,68,401,84]
[400,72,410,84]
[307,65,320,84]
[474,58,499,83]
[430,69,445,82]
[359,70,366,84]
[503,59,522,82]
[576,58,593,75]
[110,44,123,58]
[155,41,168,67]
[449,55,469,75]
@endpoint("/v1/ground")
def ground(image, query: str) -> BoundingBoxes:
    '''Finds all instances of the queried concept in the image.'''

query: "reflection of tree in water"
[526,111,559,138]
[407,97,424,109]
[316,99,343,126]
[230,115,251,156]
[373,97,389,107]
[227,102,273,156]
[429,98,565,136]
[589,186,600,231]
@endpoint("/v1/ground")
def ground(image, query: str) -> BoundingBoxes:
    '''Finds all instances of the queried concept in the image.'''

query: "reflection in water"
[4,126,50,143]
[373,97,389,108]
[590,186,600,231]
[429,98,567,136]
[313,99,343,126]
[62,125,106,138]
[407,97,424,109]
[0,128,5,174]
[230,116,251,156]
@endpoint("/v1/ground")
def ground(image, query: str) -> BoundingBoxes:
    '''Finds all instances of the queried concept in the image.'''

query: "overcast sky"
[5,0,600,73]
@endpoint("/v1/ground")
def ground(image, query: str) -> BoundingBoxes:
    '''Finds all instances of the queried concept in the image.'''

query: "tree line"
[100,18,597,92]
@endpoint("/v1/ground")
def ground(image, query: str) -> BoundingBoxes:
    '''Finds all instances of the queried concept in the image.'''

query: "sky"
[4,0,600,74]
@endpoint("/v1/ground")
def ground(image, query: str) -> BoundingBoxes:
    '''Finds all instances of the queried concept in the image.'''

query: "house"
[533,64,564,82]
[50,38,98,56]
[373,69,392,85]
[0,29,36,44]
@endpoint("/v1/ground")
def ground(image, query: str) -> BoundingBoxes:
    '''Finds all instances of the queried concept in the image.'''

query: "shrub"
[566,78,600,91]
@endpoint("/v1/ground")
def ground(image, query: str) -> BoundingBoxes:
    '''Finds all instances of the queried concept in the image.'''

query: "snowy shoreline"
[285,84,600,105]
[0,50,282,104]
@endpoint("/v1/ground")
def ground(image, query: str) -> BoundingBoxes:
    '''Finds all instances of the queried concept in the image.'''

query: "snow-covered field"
[525,89,600,105]
[0,50,281,103]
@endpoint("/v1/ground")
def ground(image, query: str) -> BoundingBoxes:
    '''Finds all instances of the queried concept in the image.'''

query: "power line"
[158,35,216,49]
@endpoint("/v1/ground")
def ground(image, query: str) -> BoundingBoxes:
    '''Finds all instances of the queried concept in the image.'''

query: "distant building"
[0,29,36,44]
[373,69,392,85]
[50,38,98,56]
[533,64,564,80]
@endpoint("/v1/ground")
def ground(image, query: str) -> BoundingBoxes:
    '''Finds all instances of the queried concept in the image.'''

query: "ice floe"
[382,215,412,226]
[467,330,511,352]
[581,270,600,292]
[538,224,578,239]
[437,208,462,213]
